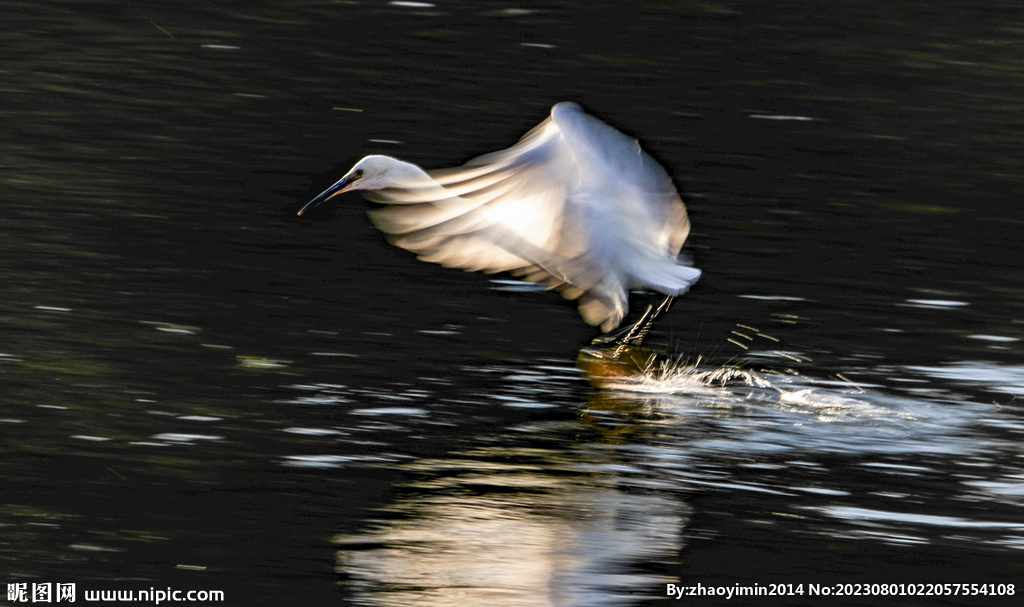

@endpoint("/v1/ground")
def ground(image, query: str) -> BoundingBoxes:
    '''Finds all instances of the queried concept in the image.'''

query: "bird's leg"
[589,293,675,356]
[653,292,674,316]
[623,293,674,347]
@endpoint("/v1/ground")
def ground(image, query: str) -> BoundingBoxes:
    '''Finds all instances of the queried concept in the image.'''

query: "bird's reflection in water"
[333,447,687,607]
[331,352,695,606]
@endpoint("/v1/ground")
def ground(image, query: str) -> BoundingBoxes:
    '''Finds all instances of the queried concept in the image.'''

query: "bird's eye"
[354,169,364,177]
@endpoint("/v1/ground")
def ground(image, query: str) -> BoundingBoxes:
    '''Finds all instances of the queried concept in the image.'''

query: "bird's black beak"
[297,174,357,216]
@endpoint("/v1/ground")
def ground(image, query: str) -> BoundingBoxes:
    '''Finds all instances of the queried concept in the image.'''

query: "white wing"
[366,102,698,331]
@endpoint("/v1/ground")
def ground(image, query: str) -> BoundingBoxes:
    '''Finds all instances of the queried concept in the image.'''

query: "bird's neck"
[387,159,451,197]
[391,159,434,185]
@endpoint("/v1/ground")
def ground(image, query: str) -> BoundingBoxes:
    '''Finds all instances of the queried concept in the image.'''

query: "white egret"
[298,102,700,342]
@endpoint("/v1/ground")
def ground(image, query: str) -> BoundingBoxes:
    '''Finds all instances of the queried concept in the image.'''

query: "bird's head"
[297,155,404,216]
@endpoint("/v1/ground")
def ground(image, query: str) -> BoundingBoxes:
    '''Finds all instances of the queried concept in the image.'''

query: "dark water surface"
[3,1,1023,605]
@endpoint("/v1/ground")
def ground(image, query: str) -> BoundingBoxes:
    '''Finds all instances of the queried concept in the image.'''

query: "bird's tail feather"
[638,263,701,297]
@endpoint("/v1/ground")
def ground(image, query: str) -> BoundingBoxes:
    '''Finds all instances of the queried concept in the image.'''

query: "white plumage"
[299,102,700,332]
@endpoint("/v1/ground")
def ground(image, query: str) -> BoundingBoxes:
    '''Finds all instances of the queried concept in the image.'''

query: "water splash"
[598,354,771,394]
